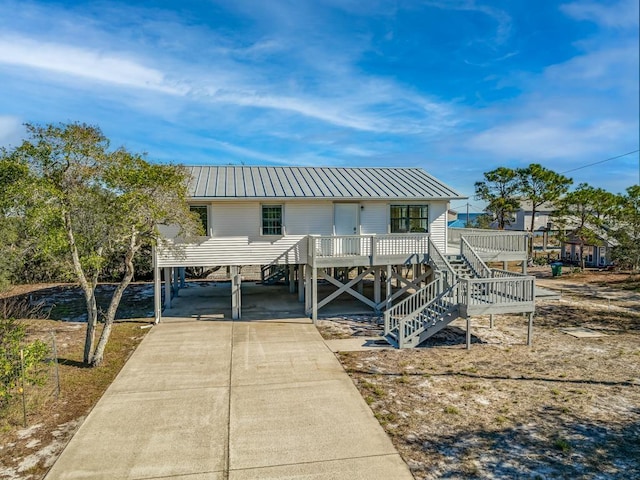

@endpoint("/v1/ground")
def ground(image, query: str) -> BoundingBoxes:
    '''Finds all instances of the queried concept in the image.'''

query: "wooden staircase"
[384,236,535,348]
[261,265,288,285]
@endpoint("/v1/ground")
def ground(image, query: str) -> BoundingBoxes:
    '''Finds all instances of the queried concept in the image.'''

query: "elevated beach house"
[154,166,536,348]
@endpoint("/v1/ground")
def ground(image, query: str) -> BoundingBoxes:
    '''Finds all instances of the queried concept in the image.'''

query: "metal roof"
[187,166,465,201]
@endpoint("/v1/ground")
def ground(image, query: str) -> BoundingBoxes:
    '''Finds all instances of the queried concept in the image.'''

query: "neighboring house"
[154,165,535,349]
[560,230,616,267]
[500,200,555,232]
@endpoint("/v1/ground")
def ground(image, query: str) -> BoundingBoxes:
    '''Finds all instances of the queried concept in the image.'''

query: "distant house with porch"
[560,229,616,267]
[495,200,555,232]
[154,166,537,349]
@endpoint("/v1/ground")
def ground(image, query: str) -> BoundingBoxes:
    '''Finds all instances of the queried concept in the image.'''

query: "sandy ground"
[320,271,640,479]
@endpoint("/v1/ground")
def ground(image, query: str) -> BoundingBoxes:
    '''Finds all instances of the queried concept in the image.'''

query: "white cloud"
[421,0,512,44]
[468,117,626,161]
[561,0,640,29]
[0,116,24,147]
[0,35,186,95]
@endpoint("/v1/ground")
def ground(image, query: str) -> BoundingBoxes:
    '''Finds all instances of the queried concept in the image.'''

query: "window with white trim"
[261,205,283,235]
[190,205,209,235]
[390,205,429,233]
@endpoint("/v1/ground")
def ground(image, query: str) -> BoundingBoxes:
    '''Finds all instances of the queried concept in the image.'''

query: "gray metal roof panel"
[186,166,465,200]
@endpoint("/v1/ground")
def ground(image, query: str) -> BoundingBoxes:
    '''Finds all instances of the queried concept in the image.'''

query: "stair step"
[383,333,399,348]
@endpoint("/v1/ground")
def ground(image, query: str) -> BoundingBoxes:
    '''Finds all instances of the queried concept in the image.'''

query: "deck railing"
[459,275,535,308]
[308,233,430,266]
[450,228,528,253]
[427,236,456,287]
[461,237,492,278]
[491,268,525,278]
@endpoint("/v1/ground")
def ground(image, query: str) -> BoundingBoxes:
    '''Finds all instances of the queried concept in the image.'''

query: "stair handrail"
[400,284,458,347]
[460,237,492,278]
[428,237,457,287]
[384,278,441,335]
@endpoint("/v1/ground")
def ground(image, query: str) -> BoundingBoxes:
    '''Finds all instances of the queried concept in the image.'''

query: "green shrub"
[0,318,50,409]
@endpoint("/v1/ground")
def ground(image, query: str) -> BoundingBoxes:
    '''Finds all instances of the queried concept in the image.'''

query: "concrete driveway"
[45,317,413,479]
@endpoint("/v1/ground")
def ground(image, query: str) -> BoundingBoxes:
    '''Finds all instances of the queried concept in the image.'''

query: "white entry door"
[334,203,359,255]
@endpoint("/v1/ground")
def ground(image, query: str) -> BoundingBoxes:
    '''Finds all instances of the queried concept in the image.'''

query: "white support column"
[154,265,161,323]
[305,265,312,314]
[385,264,393,311]
[173,268,180,296]
[298,265,305,302]
[231,266,241,320]
[374,267,381,307]
[527,312,533,346]
[312,267,318,323]
[164,267,172,309]
[503,260,508,271]
[490,314,495,329]
[356,267,364,295]
[466,317,472,350]
[289,265,296,294]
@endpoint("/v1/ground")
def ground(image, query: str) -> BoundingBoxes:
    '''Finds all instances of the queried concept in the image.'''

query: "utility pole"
[466,202,470,228]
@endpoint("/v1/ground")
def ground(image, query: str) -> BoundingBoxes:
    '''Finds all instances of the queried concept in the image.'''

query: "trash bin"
[551,262,563,277]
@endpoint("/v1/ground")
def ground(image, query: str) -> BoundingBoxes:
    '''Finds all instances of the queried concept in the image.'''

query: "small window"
[262,205,283,235]
[190,206,208,235]
[390,205,428,233]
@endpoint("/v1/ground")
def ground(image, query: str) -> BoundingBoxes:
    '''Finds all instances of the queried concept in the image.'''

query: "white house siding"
[210,202,259,237]
[360,202,388,234]
[285,201,333,235]
[429,201,448,252]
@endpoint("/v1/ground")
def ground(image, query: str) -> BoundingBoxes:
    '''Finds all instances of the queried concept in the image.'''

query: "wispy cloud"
[0,35,185,94]
[560,0,639,29]
[421,0,512,45]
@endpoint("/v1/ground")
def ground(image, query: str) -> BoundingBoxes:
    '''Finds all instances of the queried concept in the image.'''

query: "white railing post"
[371,235,378,265]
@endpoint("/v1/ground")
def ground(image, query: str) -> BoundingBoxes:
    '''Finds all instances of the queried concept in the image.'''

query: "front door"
[334,203,359,254]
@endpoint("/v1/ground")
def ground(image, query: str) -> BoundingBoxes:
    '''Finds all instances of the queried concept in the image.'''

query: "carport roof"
[187,166,465,201]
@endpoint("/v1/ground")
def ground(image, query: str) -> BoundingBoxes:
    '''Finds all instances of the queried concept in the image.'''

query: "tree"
[470,213,493,229]
[517,164,572,253]
[553,183,616,271]
[474,167,520,229]
[0,156,29,291]
[3,122,200,366]
[611,185,640,271]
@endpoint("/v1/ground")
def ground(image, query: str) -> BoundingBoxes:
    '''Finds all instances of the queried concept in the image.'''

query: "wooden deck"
[307,234,431,268]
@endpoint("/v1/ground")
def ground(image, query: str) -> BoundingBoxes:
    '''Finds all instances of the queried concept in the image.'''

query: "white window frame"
[389,204,429,233]
[261,204,284,236]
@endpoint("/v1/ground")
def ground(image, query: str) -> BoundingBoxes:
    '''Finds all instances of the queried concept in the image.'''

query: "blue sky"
[0,0,638,207]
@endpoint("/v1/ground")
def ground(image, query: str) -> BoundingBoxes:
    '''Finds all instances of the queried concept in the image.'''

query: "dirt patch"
[325,273,640,479]
[1,283,156,322]
[0,319,149,479]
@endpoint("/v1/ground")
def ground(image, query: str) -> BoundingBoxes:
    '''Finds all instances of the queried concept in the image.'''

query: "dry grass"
[330,274,640,479]
[0,319,149,479]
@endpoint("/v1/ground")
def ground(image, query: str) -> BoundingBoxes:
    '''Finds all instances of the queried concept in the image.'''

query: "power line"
[560,149,640,174]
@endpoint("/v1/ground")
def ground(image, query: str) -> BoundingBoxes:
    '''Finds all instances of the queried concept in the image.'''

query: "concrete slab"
[162,281,381,322]
[233,321,319,345]
[231,324,344,386]
[229,378,399,470]
[561,327,608,338]
[45,387,229,480]
[109,323,233,393]
[324,336,394,352]
[46,316,412,480]
[229,455,413,479]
